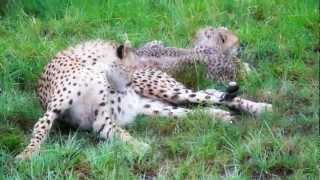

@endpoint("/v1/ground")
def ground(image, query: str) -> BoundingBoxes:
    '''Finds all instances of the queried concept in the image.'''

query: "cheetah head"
[116,40,140,69]
[106,42,138,92]
[192,26,240,57]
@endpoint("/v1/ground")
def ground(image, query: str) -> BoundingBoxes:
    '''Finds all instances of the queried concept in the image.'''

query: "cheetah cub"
[16,40,239,160]
[135,26,250,81]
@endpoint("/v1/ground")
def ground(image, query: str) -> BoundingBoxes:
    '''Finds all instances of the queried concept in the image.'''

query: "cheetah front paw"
[129,139,151,156]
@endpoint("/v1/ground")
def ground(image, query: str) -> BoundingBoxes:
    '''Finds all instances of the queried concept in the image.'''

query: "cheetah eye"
[116,45,125,59]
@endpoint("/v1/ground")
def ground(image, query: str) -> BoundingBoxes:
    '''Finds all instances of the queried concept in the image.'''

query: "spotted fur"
[16,40,238,160]
[135,26,250,81]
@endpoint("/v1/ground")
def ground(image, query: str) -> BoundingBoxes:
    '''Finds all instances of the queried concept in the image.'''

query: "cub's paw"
[148,40,164,47]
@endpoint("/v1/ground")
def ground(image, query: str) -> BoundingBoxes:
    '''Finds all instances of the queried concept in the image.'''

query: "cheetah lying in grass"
[16,38,271,160]
[135,26,251,82]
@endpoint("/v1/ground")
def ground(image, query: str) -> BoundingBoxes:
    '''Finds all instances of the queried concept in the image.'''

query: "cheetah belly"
[63,99,96,130]
[60,84,104,130]
[116,91,144,126]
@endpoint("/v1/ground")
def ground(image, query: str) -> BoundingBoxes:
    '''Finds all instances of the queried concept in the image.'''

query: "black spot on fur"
[53,109,61,114]
[144,104,151,108]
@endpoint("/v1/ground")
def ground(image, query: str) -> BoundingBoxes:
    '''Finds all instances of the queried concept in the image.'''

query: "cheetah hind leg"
[16,110,58,160]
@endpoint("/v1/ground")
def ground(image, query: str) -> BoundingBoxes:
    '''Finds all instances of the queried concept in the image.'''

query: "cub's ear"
[117,44,125,59]
[219,32,227,43]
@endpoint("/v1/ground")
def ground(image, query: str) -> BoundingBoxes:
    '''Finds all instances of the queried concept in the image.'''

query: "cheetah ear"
[116,44,125,59]
[219,32,227,44]
[116,40,132,60]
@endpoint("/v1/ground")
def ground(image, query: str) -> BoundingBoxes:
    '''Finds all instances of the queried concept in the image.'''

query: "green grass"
[0,0,319,179]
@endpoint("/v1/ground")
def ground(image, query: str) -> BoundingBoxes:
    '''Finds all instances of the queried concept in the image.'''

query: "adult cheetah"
[16,40,244,160]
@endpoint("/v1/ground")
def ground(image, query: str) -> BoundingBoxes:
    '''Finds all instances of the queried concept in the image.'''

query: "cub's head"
[192,26,240,57]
